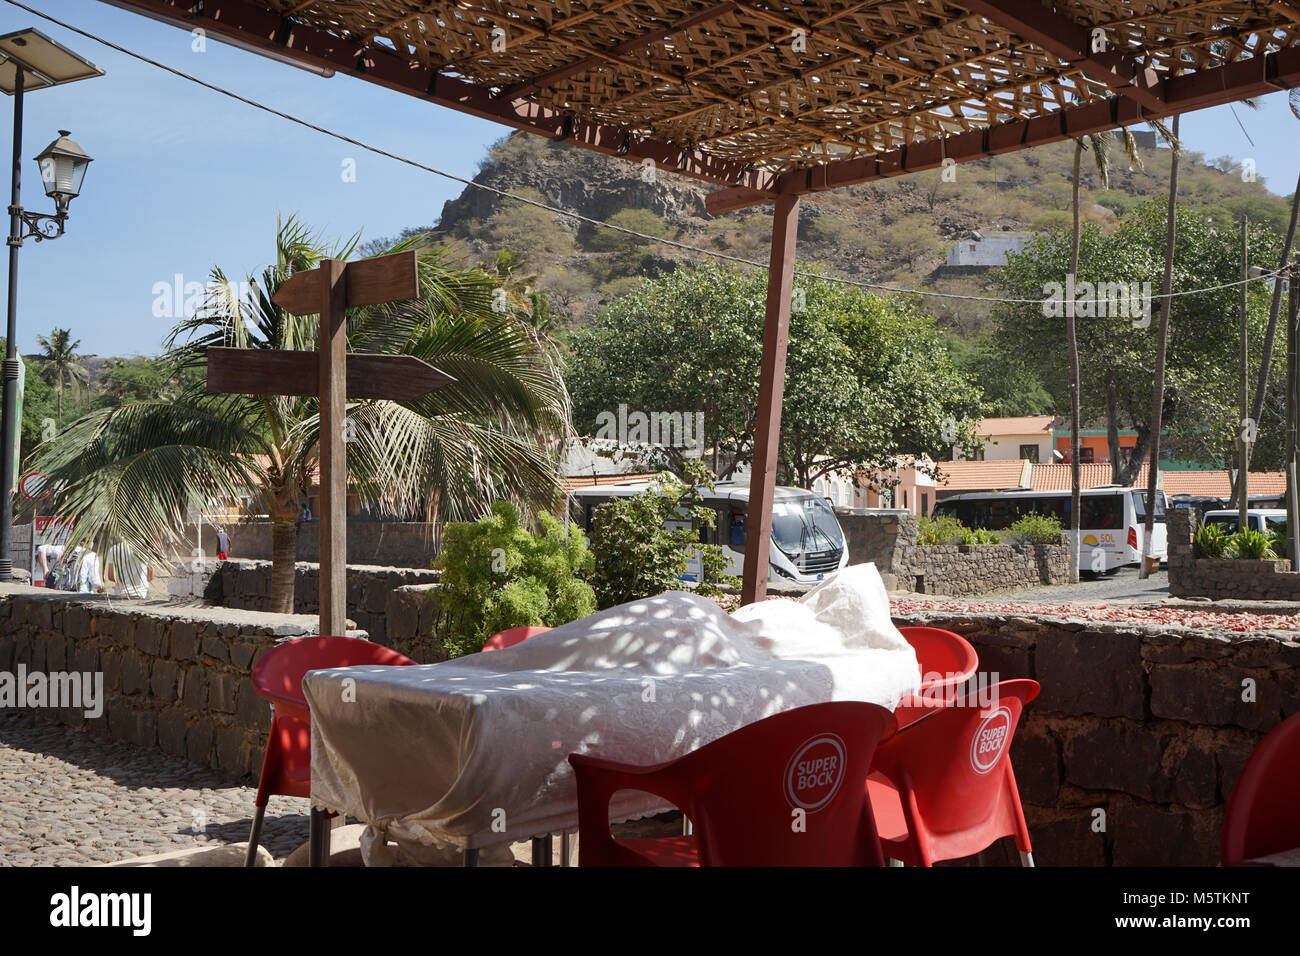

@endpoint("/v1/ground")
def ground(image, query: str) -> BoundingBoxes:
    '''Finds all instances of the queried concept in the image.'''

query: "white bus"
[568,479,850,588]
[932,486,1168,573]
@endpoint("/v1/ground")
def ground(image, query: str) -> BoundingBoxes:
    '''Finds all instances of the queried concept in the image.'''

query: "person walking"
[215,527,230,561]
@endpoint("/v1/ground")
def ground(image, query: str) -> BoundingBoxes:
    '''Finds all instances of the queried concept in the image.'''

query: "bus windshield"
[770,495,844,556]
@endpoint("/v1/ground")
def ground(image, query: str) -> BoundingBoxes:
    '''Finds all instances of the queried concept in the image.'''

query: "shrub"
[587,462,737,609]
[1005,513,1063,545]
[434,501,596,657]
[1227,528,1278,561]
[1194,523,1228,558]
[916,514,968,545]
[960,527,1003,545]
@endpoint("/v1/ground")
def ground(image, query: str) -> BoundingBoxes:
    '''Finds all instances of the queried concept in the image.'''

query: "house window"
[970,447,985,461]
[921,492,929,516]
[903,490,909,510]
[1019,444,1039,463]
[1078,447,1095,463]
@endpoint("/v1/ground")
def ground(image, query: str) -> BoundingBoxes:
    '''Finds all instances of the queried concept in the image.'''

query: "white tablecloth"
[304,563,920,861]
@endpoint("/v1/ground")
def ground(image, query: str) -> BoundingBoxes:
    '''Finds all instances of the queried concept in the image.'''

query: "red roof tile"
[936,459,1031,491]
[1029,463,1152,492]
[1160,471,1286,498]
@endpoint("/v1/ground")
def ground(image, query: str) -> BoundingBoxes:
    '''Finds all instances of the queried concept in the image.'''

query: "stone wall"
[1168,508,1300,600]
[836,510,1069,595]
[892,606,1300,865]
[0,584,350,780]
[162,560,440,643]
[185,520,439,567]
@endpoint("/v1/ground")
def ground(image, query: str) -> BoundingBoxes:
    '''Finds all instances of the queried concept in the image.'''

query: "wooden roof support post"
[741,193,800,606]
[319,259,348,637]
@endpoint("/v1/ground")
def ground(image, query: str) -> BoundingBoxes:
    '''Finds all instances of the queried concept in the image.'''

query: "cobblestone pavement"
[0,712,308,866]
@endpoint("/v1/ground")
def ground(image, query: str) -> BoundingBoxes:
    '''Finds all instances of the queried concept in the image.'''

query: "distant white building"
[945,232,1033,268]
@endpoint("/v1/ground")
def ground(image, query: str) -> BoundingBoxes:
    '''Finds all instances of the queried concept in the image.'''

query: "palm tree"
[33,217,569,613]
[36,327,89,421]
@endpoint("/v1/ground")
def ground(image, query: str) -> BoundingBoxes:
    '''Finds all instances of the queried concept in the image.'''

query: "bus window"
[1131,491,1166,523]
[1081,496,1123,529]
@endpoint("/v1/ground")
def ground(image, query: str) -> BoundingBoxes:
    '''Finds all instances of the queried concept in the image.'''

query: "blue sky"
[2,0,1298,357]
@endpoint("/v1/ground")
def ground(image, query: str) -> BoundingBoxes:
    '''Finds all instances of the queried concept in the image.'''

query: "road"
[994,566,1169,605]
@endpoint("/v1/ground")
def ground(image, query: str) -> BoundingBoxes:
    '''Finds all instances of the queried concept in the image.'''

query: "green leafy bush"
[434,501,596,657]
[1194,523,1228,558]
[916,514,968,545]
[960,527,1003,545]
[587,463,738,609]
[1005,513,1063,545]
[1227,529,1278,560]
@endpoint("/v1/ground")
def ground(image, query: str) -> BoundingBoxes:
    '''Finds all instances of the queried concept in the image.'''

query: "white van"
[569,478,850,587]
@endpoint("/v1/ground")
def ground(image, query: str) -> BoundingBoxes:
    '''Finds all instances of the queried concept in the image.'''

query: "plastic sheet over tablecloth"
[303,563,920,859]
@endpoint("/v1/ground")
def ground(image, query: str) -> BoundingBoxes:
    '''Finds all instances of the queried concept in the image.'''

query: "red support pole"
[741,193,800,605]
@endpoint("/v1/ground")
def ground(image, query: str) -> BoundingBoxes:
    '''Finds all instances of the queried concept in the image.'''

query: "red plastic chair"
[482,625,552,652]
[1221,713,1300,866]
[867,678,1040,866]
[893,626,980,727]
[244,635,416,866]
[569,702,897,866]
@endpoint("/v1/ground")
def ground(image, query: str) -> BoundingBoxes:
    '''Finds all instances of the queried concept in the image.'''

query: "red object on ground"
[867,678,1040,866]
[1221,713,1300,866]
[482,625,552,651]
[569,701,897,866]
[893,626,979,727]
[244,635,416,865]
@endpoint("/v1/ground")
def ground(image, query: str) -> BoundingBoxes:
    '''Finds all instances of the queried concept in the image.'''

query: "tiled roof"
[936,460,1031,491]
[1029,463,1152,492]
[1161,471,1287,498]
[977,416,1055,437]
[559,473,658,493]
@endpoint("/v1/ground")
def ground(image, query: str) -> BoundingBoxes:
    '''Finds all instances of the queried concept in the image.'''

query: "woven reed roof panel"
[181,2,1300,175]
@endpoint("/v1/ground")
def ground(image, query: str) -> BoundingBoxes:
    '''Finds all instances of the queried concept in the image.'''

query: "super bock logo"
[783,733,847,812]
[970,706,1013,775]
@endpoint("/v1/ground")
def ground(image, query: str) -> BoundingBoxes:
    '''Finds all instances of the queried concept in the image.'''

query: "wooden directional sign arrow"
[204,250,454,638]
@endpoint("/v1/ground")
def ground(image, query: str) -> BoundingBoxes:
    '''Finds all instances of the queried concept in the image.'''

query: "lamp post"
[0,29,101,582]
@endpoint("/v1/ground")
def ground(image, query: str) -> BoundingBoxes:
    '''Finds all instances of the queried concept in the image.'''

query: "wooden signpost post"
[206,250,453,636]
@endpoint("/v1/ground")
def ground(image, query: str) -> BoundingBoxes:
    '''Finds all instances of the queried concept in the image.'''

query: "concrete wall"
[891,606,1300,865]
[0,584,350,780]
[1168,508,1300,600]
[837,510,1069,595]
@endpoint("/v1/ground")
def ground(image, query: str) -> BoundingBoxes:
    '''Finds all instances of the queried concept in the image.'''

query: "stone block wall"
[836,510,1069,595]
[892,606,1300,865]
[163,560,440,642]
[0,584,342,779]
[1168,507,1300,600]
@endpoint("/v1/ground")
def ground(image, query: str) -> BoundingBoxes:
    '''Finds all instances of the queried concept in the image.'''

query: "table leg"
[463,848,479,867]
[309,808,331,867]
[532,834,553,867]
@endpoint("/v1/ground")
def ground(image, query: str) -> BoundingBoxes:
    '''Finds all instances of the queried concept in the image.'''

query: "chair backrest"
[665,702,897,866]
[251,635,417,708]
[482,625,552,652]
[1221,713,1300,865]
[898,626,979,693]
[872,679,1038,842]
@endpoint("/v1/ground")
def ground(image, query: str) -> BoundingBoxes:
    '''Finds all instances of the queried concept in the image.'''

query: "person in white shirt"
[105,542,151,599]
[70,547,104,594]
[35,542,65,586]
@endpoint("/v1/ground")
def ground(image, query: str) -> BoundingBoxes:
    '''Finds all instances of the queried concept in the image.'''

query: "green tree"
[36,328,89,422]
[32,217,569,612]
[565,263,982,488]
[991,200,1284,480]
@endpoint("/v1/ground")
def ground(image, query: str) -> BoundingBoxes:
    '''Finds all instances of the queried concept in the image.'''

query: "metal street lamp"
[0,29,103,582]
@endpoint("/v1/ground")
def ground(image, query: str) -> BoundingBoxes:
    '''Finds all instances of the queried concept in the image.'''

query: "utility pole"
[1238,218,1250,529]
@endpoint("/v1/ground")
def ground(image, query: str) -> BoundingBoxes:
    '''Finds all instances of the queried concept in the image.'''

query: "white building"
[954,416,1056,464]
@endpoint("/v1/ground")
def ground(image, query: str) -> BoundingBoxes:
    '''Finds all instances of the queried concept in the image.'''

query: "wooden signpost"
[206,250,453,636]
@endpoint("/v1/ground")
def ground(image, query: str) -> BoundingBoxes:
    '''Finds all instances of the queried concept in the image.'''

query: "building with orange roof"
[1029,463,1156,492]
[934,459,1032,500]
[1160,471,1286,499]
[954,416,1055,463]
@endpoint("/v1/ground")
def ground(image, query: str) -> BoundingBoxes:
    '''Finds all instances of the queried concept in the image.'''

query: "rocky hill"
[404,128,1294,335]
